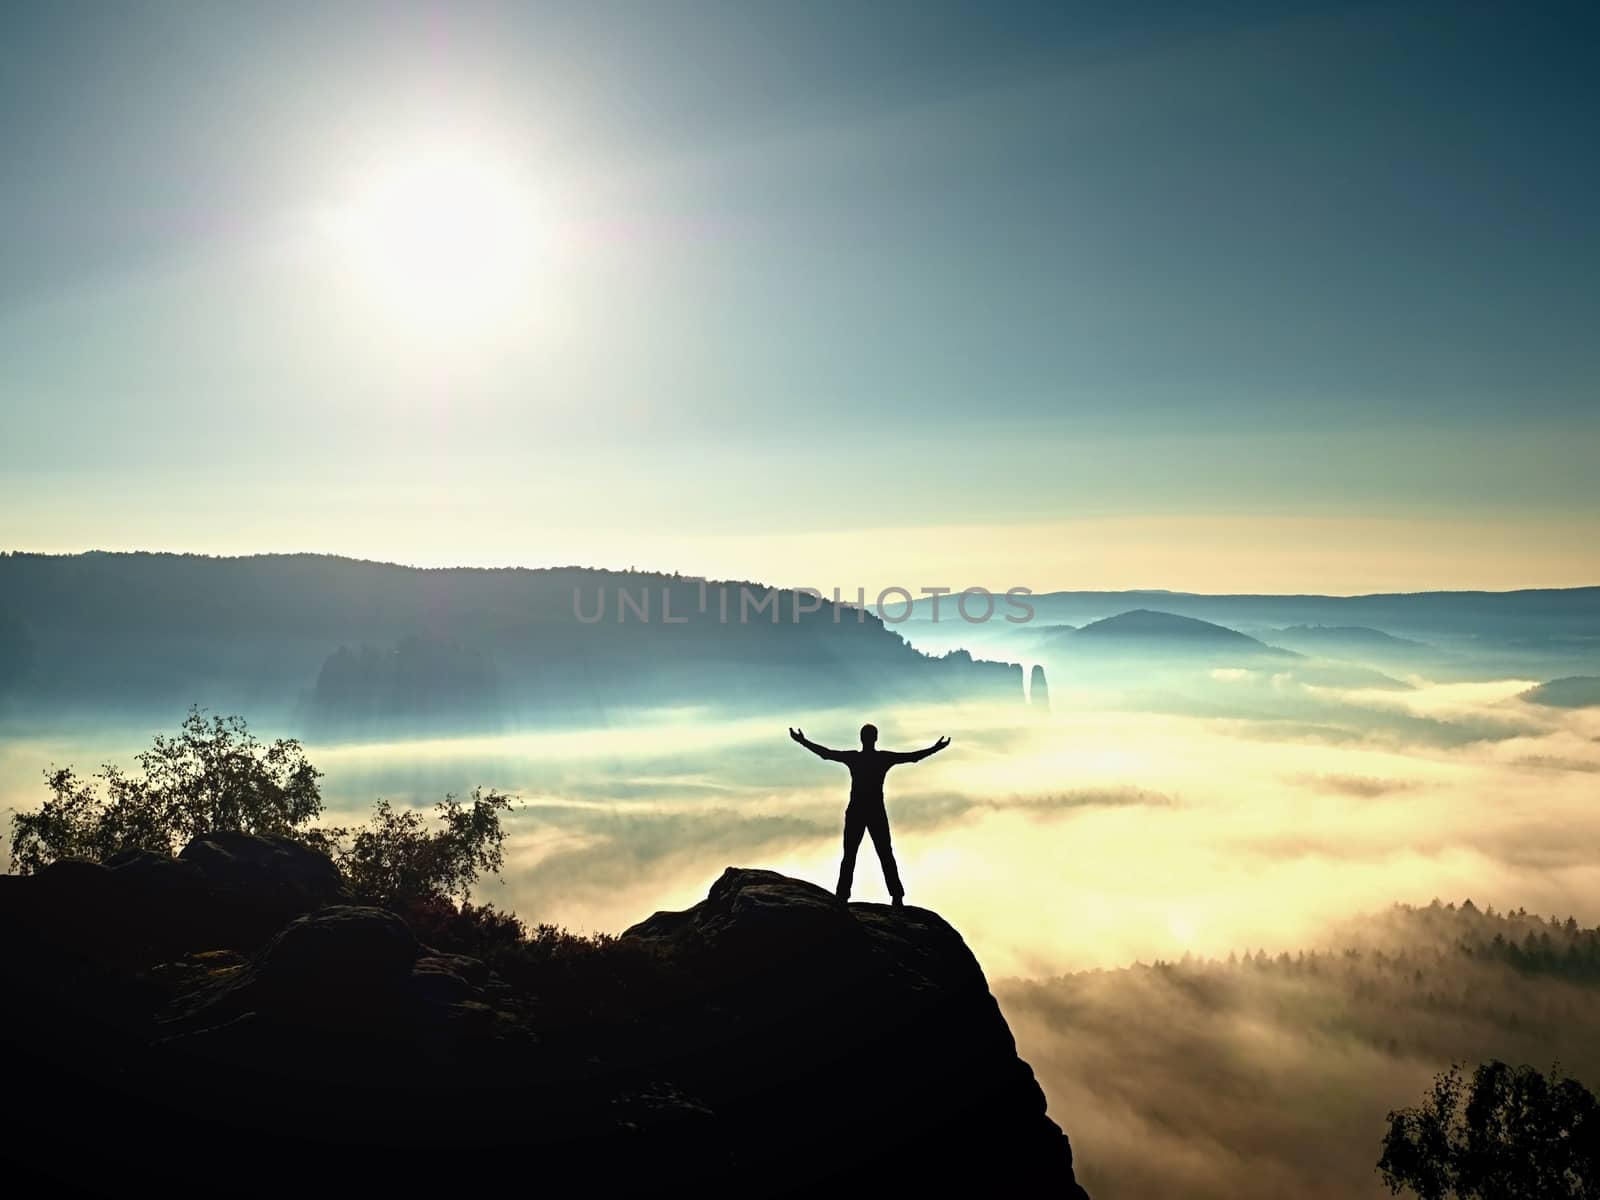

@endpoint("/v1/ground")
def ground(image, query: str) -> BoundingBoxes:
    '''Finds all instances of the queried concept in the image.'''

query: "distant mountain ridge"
[905,584,1600,682]
[1030,608,1297,661]
[1004,586,1600,639]
[0,552,1029,732]
[1075,609,1277,647]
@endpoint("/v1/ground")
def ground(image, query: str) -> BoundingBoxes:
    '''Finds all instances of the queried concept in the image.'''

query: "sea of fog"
[5,674,1596,973]
[4,672,1598,1198]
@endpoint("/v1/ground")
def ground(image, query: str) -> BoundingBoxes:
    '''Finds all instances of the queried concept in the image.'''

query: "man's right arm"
[789,727,847,762]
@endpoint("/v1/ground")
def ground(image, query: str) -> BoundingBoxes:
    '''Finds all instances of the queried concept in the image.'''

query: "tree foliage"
[6,710,515,918]
[1379,1061,1600,1199]
[327,788,515,910]
[8,707,323,873]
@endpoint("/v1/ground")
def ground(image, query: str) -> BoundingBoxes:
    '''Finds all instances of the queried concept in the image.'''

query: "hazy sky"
[3,0,1596,592]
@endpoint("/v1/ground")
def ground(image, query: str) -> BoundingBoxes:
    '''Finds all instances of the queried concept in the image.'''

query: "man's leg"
[864,805,905,900]
[836,804,867,901]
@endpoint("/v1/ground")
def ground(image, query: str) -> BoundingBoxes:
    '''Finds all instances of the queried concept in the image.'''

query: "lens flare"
[323,145,539,332]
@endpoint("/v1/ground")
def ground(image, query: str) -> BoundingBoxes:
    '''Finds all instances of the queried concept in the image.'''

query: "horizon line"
[3,547,1596,601]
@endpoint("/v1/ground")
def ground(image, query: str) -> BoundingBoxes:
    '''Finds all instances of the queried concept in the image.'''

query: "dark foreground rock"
[0,842,1089,1197]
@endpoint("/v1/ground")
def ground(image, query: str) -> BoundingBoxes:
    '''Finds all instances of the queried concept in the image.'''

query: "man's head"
[860,723,878,748]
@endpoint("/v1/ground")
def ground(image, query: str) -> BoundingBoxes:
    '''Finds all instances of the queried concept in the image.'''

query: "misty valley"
[2,553,1598,1196]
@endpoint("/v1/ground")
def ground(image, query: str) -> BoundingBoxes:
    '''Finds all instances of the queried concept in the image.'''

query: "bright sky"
[2,1,1596,593]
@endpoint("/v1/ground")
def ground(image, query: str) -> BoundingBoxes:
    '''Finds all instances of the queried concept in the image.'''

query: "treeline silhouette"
[999,901,1600,1200]
[1150,899,1600,990]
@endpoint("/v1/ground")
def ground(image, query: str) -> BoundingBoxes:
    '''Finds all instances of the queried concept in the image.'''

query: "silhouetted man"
[789,723,950,907]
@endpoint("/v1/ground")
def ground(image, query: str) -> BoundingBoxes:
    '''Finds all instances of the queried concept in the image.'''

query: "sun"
[1168,910,1198,946]
[324,146,538,331]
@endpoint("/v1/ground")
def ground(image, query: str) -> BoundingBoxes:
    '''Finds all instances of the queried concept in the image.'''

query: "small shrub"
[329,788,515,912]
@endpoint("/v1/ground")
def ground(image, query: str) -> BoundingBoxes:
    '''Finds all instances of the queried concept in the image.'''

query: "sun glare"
[324,145,538,331]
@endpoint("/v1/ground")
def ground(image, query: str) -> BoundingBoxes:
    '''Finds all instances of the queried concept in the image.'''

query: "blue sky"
[2,0,1596,591]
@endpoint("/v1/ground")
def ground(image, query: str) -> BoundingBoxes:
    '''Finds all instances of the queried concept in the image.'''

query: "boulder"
[253,905,419,1001]
[624,867,1091,1195]
[178,831,350,944]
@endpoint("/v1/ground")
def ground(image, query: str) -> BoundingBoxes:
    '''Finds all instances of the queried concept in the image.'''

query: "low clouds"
[254,676,1600,980]
[1291,772,1423,798]
[999,903,1600,1199]
[5,671,1599,1195]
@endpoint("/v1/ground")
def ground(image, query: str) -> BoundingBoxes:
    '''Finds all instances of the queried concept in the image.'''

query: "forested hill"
[0,552,1026,731]
[999,900,1600,1200]
[0,551,888,636]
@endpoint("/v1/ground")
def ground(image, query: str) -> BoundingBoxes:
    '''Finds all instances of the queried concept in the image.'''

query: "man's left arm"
[889,735,951,764]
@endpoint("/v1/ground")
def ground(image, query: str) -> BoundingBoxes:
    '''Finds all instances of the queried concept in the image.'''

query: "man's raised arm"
[789,727,848,762]
[888,735,951,764]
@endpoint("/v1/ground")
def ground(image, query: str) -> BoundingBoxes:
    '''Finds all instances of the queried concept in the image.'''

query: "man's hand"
[789,727,805,743]
[932,735,951,753]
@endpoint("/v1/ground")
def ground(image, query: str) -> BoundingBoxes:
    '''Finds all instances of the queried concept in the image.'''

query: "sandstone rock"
[624,867,1091,1195]
[1,857,1089,1196]
[178,831,350,943]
